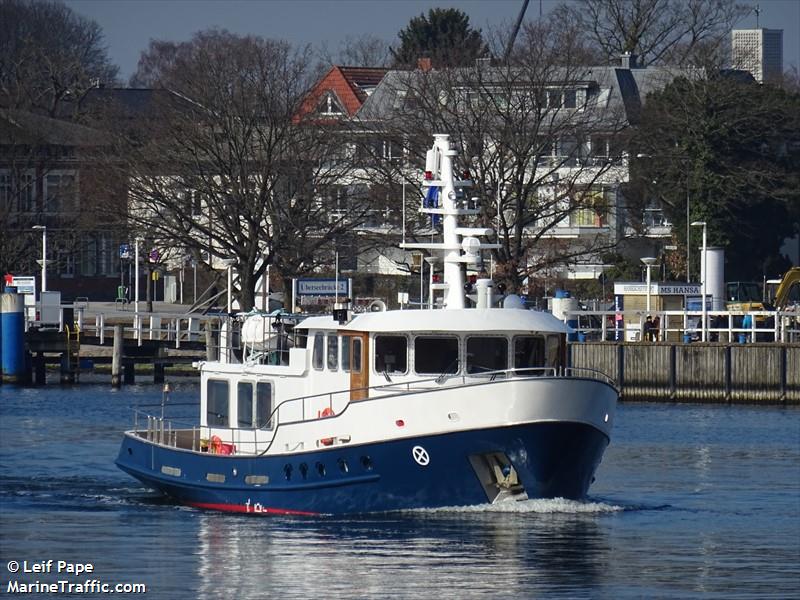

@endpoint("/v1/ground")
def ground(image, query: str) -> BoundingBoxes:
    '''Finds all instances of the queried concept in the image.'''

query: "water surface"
[1,382,798,598]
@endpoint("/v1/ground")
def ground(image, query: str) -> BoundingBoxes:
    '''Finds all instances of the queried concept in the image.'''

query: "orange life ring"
[321,407,335,418]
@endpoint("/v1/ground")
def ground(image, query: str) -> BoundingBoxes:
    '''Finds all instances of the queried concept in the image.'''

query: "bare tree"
[551,0,749,67]
[356,19,631,293]
[0,0,118,116]
[317,34,392,68]
[105,30,374,310]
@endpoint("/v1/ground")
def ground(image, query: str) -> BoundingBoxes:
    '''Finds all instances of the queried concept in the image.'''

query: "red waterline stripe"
[186,501,319,516]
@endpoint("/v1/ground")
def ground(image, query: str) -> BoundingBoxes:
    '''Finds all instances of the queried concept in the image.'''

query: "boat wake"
[407,497,626,515]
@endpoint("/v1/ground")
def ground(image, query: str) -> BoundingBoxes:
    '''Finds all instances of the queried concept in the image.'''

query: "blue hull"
[116,422,609,515]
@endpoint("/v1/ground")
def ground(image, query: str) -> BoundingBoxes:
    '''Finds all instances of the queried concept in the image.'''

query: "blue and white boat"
[116,134,618,515]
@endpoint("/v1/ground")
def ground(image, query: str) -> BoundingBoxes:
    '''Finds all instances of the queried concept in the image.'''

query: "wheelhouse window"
[312,333,324,370]
[546,335,562,368]
[207,379,229,426]
[237,382,253,427]
[415,336,459,375]
[466,336,508,374]
[327,334,338,371]
[375,335,407,374]
[256,382,273,428]
[514,336,546,373]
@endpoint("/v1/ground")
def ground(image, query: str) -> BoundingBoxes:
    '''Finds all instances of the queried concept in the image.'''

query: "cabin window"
[514,336,546,373]
[237,382,253,427]
[256,382,273,428]
[466,336,508,374]
[352,338,362,374]
[312,333,324,370]
[341,336,351,372]
[294,329,308,349]
[415,336,459,375]
[206,379,229,426]
[375,335,407,374]
[546,335,562,368]
[327,334,338,371]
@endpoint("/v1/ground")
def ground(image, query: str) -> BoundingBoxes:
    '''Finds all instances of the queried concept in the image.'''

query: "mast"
[401,134,499,309]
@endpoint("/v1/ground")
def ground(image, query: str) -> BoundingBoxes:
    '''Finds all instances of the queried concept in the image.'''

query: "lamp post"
[691,221,707,342]
[641,256,657,313]
[134,238,141,323]
[424,256,438,309]
[31,225,46,294]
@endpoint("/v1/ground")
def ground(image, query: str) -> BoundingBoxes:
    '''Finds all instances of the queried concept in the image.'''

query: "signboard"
[296,278,350,296]
[10,276,36,295]
[119,243,131,259]
[614,282,701,296]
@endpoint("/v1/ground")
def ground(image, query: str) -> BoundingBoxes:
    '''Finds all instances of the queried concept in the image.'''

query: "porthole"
[338,458,349,474]
[299,463,308,479]
[316,462,326,477]
[360,455,373,471]
[283,464,293,480]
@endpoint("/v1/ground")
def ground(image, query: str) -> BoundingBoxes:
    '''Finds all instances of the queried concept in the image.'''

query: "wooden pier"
[569,342,800,405]
[15,311,218,386]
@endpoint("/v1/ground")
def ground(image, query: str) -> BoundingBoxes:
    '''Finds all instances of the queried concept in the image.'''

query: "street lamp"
[424,256,438,309]
[31,225,46,294]
[133,238,142,323]
[691,221,707,341]
[641,256,658,313]
[220,258,237,314]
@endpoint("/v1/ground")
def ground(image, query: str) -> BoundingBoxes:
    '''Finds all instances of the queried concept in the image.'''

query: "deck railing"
[128,366,616,456]
[564,309,800,344]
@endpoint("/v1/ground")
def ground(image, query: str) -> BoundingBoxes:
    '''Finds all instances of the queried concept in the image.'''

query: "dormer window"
[317,92,345,116]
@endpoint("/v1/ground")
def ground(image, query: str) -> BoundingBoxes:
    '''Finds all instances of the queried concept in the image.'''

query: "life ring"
[321,407,335,418]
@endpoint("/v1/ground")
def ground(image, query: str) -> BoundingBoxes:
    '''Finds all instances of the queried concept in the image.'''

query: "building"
[732,29,783,83]
[346,55,701,287]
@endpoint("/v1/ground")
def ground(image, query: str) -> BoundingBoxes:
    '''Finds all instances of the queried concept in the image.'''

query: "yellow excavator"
[766,267,800,310]
[725,281,765,313]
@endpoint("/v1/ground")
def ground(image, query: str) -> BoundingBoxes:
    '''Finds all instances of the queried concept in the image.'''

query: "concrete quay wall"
[569,342,800,405]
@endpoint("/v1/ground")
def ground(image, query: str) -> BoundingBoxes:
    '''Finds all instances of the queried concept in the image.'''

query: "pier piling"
[111,324,123,388]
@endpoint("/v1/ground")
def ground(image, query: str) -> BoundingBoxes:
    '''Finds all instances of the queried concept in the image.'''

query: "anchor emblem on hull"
[412,446,430,466]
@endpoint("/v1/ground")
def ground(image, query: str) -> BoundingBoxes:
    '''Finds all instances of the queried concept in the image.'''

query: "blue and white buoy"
[1,290,25,383]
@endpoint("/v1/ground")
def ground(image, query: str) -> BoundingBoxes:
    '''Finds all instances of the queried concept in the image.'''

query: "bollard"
[1,292,25,383]
[111,323,123,387]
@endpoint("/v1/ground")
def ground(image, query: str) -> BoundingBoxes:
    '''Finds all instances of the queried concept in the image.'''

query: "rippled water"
[1,381,798,599]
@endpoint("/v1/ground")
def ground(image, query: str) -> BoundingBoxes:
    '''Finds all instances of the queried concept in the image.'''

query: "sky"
[64,0,800,83]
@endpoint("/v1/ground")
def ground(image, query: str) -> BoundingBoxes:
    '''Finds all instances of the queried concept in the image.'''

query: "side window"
[312,332,324,370]
[545,335,561,369]
[414,336,459,375]
[352,338,362,374]
[341,336,351,373]
[207,379,229,426]
[466,336,508,374]
[237,382,253,427]
[327,334,338,371]
[514,336,546,373]
[375,335,407,374]
[256,382,272,429]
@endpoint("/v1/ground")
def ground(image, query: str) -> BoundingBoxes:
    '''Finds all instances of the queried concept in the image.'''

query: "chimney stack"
[621,52,639,69]
[417,57,432,72]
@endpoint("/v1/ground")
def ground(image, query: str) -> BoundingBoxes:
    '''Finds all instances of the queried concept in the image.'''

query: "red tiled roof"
[295,66,388,122]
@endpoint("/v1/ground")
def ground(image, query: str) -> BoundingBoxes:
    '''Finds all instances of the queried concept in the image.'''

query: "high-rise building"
[732,29,784,83]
